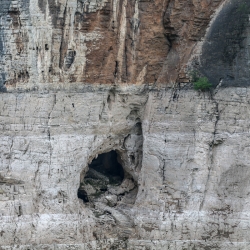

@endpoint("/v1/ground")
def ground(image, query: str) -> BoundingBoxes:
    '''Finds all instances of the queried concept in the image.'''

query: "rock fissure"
[199,94,221,211]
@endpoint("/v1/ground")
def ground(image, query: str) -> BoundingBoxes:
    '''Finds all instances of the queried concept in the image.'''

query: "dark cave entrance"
[78,150,125,203]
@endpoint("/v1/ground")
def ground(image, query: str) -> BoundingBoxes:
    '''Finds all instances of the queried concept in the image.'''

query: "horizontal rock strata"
[1,0,250,249]
[0,85,250,249]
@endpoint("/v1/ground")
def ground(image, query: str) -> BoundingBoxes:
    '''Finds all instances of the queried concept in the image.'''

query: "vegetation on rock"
[193,77,212,91]
[189,70,212,91]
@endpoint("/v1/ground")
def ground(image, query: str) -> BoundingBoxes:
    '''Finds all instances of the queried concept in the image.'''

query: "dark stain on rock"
[5,70,30,87]
[0,174,24,185]
[8,9,21,29]
[38,0,62,27]
[65,50,76,69]
[163,0,178,43]
[38,0,46,13]
[199,0,250,87]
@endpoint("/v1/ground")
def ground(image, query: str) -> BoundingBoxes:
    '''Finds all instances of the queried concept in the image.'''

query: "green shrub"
[193,77,212,91]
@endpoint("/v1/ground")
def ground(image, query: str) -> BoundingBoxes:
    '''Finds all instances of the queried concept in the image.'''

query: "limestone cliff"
[0,0,224,90]
[1,0,250,249]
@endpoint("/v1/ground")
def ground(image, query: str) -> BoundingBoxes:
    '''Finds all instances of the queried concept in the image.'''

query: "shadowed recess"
[78,151,124,202]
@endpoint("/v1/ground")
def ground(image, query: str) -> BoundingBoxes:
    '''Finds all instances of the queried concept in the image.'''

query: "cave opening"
[78,150,125,203]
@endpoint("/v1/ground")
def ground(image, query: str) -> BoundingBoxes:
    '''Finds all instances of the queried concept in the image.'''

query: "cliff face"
[1,0,250,249]
[0,0,223,90]
[200,0,250,87]
[2,86,250,249]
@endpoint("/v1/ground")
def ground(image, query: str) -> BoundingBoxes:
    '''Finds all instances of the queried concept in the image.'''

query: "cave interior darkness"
[78,150,125,203]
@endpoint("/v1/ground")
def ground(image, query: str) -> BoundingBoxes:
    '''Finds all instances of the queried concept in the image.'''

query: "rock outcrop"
[1,0,250,249]
[0,0,224,90]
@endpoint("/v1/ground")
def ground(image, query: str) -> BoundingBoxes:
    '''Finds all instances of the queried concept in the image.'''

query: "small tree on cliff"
[193,77,212,91]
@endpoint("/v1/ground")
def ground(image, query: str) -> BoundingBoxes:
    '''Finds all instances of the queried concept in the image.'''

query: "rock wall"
[1,85,250,249]
[1,0,250,249]
[199,0,250,87]
[0,0,224,91]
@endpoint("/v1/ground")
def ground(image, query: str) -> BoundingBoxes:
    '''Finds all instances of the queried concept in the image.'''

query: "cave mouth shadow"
[78,150,125,203]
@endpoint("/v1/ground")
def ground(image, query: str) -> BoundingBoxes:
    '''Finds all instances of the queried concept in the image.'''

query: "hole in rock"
[78,151,125,203]
[130,154,135,164]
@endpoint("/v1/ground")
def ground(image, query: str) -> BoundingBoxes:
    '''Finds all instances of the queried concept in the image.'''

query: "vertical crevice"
[107,89,115,110]
[116,0,128,83]
[199,94,220,211]
[114,60,119,78]
[163,0,177,52]
[47,94,56,178]
[123,45,128,82]
[59,3,68,69]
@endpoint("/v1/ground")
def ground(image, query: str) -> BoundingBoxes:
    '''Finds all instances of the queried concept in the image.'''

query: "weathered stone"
[0,0,225,90]
[2,0,250,249]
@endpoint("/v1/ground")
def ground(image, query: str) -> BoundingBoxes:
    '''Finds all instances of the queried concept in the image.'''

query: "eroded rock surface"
[199,0,250,87]
[0,85,250,249]
[1,0,250,249]
[0,0,225,91]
